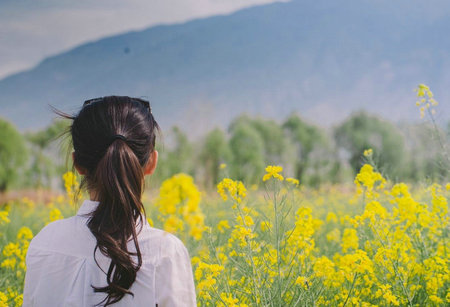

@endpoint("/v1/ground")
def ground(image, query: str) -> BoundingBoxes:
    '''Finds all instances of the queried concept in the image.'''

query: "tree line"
[0,111,448,192]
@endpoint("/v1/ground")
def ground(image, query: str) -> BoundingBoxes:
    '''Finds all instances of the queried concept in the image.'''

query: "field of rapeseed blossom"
[0,158,448,306]
[0,86,447,306]
[192,162,448,306]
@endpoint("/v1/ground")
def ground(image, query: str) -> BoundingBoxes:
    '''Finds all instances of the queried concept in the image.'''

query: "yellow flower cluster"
[156,173,206,240]
[1,227,32,273]
[262,165,284,182]
[0,226,32,306]
[194,261,224,300]
[285,177,299,186]
[354,164,386,199]
[414,83,438,119]
[191,165,449,306]
[62,171,81,206]
[0,211,10,226]
[342,228,359,252]
[48,208,64,223]
[0,290,22,307]
[217,178,247,204]
[363,148,373,157]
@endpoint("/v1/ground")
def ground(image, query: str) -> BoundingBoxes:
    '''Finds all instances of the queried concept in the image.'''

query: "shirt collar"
[76,199,150,230]
[77,199,100,216]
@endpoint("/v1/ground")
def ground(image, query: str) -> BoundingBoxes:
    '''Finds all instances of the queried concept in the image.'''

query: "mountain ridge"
[1,0,450,133]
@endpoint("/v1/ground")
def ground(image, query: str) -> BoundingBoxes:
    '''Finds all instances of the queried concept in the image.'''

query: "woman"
[23,96,197,306]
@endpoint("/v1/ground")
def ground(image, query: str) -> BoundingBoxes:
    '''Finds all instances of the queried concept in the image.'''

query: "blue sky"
[0,0,284,79]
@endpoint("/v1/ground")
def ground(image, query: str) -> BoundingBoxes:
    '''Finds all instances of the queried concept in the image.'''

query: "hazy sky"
[0,0,284,79]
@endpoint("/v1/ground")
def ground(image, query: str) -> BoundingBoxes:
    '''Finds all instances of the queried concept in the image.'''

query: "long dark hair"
[54,96,159,306]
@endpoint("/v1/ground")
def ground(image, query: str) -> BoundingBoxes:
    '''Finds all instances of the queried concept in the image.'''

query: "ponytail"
[88,137,146,306]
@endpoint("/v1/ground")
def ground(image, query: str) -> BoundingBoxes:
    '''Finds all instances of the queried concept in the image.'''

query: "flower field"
[0,161,448,306]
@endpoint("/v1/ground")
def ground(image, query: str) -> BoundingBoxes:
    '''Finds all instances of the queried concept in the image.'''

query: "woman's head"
[71,96,159,196]
[55,96,159,306]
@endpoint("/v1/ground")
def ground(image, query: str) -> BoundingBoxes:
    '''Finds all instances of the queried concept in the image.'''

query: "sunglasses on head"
[83,97,152,113]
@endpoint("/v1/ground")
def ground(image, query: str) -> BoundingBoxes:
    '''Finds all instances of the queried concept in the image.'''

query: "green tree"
[283,113,333,184]
[24,119,71,188]
[154,126,194,181]
[0,118,28,192]
[199,128,231,188]
[229,122,265,184]
[250,118,287,165]
[335,111,405,179]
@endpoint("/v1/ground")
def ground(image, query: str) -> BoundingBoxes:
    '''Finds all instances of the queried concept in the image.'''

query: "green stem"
[342,273,358,307]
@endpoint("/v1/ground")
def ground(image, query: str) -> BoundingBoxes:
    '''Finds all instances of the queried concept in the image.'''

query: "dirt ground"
[0,189,63,205]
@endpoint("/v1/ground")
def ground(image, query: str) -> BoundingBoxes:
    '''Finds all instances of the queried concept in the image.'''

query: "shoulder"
[28,216,95,257]
[29,218,74,248]
[146,227,190,261]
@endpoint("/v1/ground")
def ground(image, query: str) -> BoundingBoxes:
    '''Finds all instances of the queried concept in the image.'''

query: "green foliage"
[335,111,406,179]
[400,122,449,182]
[199,128,232,188]
[24,119,71,189]
[283,114,325,158]
[154,127,194,181]
[229,115,291,183]
[229,121,265,184]
[283,113,337,185]
[0,118,28,192]
[2,110,448,190]
[249,117,287,165]
[26,119,70,149]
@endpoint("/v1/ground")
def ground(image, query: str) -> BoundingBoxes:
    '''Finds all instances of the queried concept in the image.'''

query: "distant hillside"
[1,0,450,134]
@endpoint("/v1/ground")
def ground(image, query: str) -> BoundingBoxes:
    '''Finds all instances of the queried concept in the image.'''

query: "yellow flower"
[260,221,272,232]
[189,226,205,241]
[157,173,205,241]
[217,220,231,233]
[342,228,359,252]
[14,294,23,306]
[326,228,341,243]
[217,178,247,203]
[415,83,430,98]
[63,171,78,193]
[49,208,63,222]
[62,171,81,206]
[313,256,335,278]
[286,177,299,186]
[2,242,20,258]
[295,276,308,290]
[376,285,400,306]
[354,164,386,199]
[237,215,254,227]
[17,227,33,241]
[0,258,16,270]
[219,163,227,169]
[0,292,7,307]
[363,148,373,157]
[163,215,184,233]
[414,84,438,119]
[0,211,10,225]
[262,165,284,182]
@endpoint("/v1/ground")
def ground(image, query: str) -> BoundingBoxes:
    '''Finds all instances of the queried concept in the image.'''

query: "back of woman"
[23,96,197,307]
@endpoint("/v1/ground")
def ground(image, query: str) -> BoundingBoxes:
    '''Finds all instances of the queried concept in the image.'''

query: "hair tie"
[109,134,127,146]
[113,134,127,141]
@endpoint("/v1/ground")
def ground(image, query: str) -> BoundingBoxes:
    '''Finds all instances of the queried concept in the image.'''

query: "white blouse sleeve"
[155,234,197,307]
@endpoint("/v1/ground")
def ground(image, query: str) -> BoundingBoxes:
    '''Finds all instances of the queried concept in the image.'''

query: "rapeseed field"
[0,160,448,306]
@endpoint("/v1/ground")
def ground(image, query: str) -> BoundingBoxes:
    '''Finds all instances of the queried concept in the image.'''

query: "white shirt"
[23,199,197,307]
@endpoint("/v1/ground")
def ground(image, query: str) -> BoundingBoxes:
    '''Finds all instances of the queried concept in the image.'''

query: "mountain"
[1,0,450,134]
